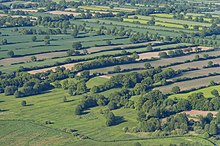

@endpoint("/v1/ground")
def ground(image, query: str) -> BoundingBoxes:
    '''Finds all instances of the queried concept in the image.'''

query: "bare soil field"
[0,52,67,66]
[0,14,7,17]
[11,9,38,12]
[155,75,220,93]
[46,11,80,16]
[137,46,212,60]
[65,8,77,11]
[171,68,220,80]
[99,75,112,79]
[28,62,81,74]
[182,110,217,117]
[86,41,160,53]
[171,57,220,70]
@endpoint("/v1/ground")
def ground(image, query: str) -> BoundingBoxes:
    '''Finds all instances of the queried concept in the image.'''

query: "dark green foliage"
[171,86,181,94]
[4,86,17,96]
[74,94,108,115]
[21,100,27,106]
[74,56,136,72]
[7,51,15,58]
[211,89,219,97]
[72,42,82,50]
[105,111,116,126]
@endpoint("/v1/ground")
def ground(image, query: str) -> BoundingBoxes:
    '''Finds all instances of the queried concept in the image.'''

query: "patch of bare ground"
[137,46,213,60]
[86,41,160,53]
[65,8,77,11]
[11,9,38,12]
[28,62,83,74]
[162,110,217,123]
[0,52,67,66]
[46,11,80,16]
[0,14,7,17]
[99,75,112,79]
[182,110,217,117]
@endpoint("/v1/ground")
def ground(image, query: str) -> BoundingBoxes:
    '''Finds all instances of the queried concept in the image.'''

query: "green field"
[169,85,220,99]
[1,0,220,145]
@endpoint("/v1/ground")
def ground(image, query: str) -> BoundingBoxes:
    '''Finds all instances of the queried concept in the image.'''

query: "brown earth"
[0,52,67,66]
[46,11,80,16]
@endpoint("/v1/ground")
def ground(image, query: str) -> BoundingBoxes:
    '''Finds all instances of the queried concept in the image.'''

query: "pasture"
[1,0,220,145]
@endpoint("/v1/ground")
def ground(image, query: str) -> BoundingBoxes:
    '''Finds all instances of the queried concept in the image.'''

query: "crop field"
[156,75,220,93]
[1,0,220,145]
[171,68,220,80]
[169,85,220,99]
[89,47,217,75]
[46,11,81,16]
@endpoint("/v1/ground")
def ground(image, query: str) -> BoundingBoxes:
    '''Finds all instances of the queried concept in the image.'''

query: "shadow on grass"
[26,104,34,106]
[64,99,74,103]
[114,116,127,126]
[32,44,60,48]
[0,109,9,112]
[81,111,89,115]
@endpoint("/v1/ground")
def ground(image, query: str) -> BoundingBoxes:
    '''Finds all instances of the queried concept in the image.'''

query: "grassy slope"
[169,85,220,99]
[0,77,214,145]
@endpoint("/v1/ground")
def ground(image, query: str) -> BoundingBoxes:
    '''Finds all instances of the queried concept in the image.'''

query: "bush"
[21,100,27,106]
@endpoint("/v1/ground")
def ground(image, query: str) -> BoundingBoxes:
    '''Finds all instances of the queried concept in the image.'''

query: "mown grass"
[0,76,215,146]
[0,120,213,146]
[169,85,220,99]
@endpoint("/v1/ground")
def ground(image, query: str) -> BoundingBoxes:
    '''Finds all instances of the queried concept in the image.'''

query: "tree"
[71,29,78,38]
[113,66,121,73]
[7,50,15,58]
[159,52,168,58]
[75,105,82,115]
[72,42,82,50]
[108,101,117,110]
[44,39,50,46]
[1,39,7,45]
[144,63,152,69]
[132,53,139,60]
[194,55,200,60]
[106,40,112,45]
[146,44,153,51]
[211,89,219,97]
[44,35,50,40]
[76,81,87,94]
[137,111,146,122]
[5,86,17,96]
[80,70,90,79]
[105,111,116,126]
[67,49,76,56]
[148,17,155,25]
[31,56,37,62]
[171,86,180,94]
[83,49,88,55]
[21,100,27,106]
[209,80,216,86]
[63,96,67,102]
[209,121,218,135]
[32,36,37,42]
[208,61,213,67]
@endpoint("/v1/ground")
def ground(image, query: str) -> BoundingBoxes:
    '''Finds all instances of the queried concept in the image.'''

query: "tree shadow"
[76,35,88,38]
[0,109,9,112]
[26,103,34,106]
[81,111,89,115]
[32,44,60,48]
[64,99,74,103]
[113,116,127,126]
